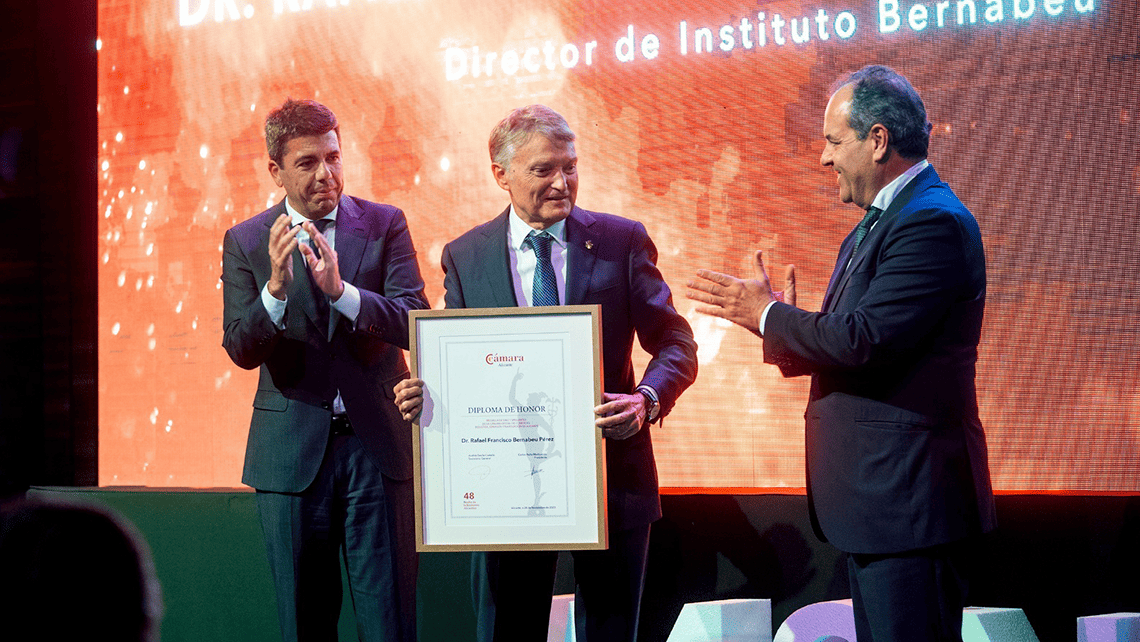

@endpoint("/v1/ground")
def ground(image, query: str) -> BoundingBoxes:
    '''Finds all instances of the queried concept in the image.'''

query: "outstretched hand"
[686,250,796,334]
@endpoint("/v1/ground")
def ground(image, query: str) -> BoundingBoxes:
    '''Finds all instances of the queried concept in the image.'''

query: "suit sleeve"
[350,207,430,349]
[221,227,283,370]
[628,221,698,418]
[764,202,979,374]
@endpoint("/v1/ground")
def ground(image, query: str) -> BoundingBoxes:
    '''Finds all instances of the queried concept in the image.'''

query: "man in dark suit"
[688,66,996,641]
[222,98,429,642]
[395,105,698,641]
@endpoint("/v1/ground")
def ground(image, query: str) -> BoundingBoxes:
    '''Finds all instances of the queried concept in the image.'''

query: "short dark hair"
[834,65,932,160]
[264,98,340,165]
[0,497,162,642]
[488,105,576,170]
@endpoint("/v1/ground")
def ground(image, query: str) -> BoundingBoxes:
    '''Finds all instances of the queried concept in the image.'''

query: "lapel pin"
[585,240,594,250]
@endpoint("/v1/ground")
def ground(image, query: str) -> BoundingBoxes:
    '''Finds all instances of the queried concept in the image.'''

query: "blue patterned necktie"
[526,230,559,307]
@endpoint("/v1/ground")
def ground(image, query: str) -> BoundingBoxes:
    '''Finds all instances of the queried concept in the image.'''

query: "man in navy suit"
[395,105,698,641]
[688,66,996,641]
[222,98,428,641]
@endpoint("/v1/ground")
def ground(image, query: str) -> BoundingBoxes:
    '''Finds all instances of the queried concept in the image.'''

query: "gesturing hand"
[686,250,796,334]
[267,214,300,300]
[298,220,345,301]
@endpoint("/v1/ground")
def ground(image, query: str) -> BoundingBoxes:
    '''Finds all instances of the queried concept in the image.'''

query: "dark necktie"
[310,218,333,259]
[852,206,882,255]
[308,218,333,334]
[526,231,559,306]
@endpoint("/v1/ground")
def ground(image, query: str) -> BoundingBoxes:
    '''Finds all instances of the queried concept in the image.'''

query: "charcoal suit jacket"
[222,195,430,492]
[763,165,997,555]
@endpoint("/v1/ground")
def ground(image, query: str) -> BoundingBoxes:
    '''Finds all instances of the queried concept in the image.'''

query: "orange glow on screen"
[97,0,1140,491]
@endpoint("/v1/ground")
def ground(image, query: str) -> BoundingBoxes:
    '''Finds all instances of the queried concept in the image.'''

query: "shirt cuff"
[759,300,778,336]
[331,282,361,327]
[261,283,287,329]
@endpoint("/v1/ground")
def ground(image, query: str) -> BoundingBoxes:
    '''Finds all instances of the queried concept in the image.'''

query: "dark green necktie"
[852,206,882,255]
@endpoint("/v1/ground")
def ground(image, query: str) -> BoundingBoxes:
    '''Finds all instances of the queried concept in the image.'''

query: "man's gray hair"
[488,105,576,170]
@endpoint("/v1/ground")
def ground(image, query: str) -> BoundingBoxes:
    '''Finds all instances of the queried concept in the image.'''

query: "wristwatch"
[636,385,660,424]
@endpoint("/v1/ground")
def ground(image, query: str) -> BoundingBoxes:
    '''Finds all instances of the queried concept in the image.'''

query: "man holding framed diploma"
[395,105,698,642]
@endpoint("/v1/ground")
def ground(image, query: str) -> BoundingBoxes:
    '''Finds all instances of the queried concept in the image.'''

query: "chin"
[542,206,572,221]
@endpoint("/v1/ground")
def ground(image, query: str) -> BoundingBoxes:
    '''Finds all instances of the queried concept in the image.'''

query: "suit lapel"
[821,232,856,313]
[478,209,519,308]
[564,208,597,305]
[335,196,366,284]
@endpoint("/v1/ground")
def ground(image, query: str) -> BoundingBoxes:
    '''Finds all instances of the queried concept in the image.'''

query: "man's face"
[493,134,578,230]
[820,84,878,210]
[269,131,343,220]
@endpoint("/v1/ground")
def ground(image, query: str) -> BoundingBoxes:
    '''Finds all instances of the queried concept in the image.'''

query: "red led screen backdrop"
[97,0,1139,490]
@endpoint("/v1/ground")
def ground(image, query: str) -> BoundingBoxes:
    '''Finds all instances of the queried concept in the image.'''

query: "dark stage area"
[23,488,1140,642]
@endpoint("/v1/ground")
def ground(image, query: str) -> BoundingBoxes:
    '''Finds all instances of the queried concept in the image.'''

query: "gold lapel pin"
[585,240,594,250]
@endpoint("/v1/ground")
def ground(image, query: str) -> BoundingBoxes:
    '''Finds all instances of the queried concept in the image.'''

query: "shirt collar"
[871,159,929,213]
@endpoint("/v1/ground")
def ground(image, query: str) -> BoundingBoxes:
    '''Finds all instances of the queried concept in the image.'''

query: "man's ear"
[491,163,511,192]
[869,123,892,164]
[268,160,285,187]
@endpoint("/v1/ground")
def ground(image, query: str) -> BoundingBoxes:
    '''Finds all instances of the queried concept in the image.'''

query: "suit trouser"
[472,524,651,642]
[257,433,418,642]
[847,538,976,642]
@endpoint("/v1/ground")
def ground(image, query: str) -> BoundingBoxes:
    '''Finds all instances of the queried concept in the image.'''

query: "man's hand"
[267,214,300,300]
[299,220,346,301]
[394,377,425,422]
[594,392,647,440]
[686,250,796,334]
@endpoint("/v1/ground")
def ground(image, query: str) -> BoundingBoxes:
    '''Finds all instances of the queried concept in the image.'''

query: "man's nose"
[551,170,566,190]
[316,161,332,180]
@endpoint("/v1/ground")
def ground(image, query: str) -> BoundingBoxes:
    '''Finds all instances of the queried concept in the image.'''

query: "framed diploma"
[409,305,606,552]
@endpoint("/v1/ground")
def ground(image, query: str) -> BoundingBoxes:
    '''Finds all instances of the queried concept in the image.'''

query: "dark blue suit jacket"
[222,196,430,492]
[764,166,996,555]
[440,206,698,528]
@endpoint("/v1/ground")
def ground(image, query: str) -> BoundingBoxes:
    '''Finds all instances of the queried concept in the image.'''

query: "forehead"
[823,85,855,135]
[512,133,576,165]
[282,131,341,160]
